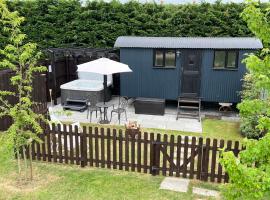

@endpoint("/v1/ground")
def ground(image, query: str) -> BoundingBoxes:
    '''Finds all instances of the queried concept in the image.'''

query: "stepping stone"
[159,177,190,193]
[193,187,220,198]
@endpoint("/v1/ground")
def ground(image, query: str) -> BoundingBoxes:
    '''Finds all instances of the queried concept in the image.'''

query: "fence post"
[150,133,156,176]
[150,133,160,176]
[201,138,210,181]
[80,126,87,168]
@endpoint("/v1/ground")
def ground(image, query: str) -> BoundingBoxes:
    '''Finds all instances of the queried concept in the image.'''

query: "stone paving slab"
[49,96,203,133]
[159,177,190,193]
[193,187,220,198]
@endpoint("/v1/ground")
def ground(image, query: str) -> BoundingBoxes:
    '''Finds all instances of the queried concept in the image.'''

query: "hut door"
[180,50,202,97]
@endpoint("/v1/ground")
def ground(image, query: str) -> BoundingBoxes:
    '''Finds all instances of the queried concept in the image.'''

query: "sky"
[117,0,270,3]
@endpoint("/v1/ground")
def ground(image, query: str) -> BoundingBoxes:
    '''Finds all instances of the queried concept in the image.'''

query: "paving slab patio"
[159,177,190,193]
[192,187,220,198]
[49,97,202,133]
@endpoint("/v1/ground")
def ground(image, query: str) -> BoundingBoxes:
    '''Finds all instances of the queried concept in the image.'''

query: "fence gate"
[150,136,224,182]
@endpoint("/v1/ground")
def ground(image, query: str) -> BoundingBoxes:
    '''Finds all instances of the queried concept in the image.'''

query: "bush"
[240,116,265,139]
[0,0,257,49]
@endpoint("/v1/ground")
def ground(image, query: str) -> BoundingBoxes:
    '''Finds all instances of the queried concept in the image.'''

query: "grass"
[0,161,220,200]
[202,119,243,141]
[78,118,243,142]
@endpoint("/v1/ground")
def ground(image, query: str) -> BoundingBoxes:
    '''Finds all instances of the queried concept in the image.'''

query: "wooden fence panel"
[41,131,46,162]
[125,132,129,171]
[176,136,181,177]
[169,135,175,176]
[189,137,196,179]
[22,124,242,184]
[94,128,99,167]
[106,128,111,169]
[137,133,142,173]
[80,127,87,168]
[0,69,47,131]
[143,132,148,174]
[69,125,75,165]
[131,134,136,172]
[119,130,123,170]
[162,134,168,176]
[63,125,68,164]
[113,130,117,169]
[196,137,203,180]
[100,128,105,168]
[217,139,225,183]
[182,136,189,178]
[210,139,218,182]
[88,127,93,166]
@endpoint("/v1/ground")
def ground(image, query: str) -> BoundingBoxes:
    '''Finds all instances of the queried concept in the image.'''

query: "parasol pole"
[103,74,107,104]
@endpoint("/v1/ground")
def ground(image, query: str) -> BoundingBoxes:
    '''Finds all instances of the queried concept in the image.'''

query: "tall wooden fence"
[24,124,241,183]
[0,69,47,131]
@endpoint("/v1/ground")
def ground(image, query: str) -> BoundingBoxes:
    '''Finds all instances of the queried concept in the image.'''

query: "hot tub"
[60,72,112,105]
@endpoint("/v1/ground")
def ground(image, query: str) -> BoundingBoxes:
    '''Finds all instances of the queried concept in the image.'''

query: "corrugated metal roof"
[114,36,263,49]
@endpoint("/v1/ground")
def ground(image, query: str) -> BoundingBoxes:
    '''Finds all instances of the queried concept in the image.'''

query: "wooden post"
[143,132,148,174]
[201,138,210,181]
[150,133,160,176]
[80,126,87,168]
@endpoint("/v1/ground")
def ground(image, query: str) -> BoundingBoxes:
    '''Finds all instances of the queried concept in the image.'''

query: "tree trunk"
[22,146,28,180]
[16,149,21,178]
[29,143,33,181]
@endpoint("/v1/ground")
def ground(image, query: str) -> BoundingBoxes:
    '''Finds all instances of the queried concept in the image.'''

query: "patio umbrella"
[77,58,132,104]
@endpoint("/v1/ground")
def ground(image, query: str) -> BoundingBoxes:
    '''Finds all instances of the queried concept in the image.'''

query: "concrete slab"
[49,97,203,133]
[159,177,190,193]
[192,187,220,198]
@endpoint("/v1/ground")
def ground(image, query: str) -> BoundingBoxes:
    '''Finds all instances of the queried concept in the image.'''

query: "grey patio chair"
[86,101,101,122]
[110,96,128,124]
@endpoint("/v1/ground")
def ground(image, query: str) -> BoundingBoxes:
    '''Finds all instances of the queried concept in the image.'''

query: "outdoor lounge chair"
[110,96,128,124]
[86,101,101,122]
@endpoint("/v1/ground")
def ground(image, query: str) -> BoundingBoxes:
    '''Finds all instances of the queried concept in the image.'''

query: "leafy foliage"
[0,0,265,49]
[220,1,270,199]
[239,74,266,138]
[0,0,47,180]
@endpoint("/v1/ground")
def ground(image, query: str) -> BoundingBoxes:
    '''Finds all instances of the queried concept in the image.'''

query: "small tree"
[220,1,270,199]
[0,0,46,180]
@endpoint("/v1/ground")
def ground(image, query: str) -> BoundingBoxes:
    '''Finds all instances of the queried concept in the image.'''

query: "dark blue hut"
[114,36,262,103]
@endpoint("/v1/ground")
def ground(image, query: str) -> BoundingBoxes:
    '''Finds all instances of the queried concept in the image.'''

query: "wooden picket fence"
[0,69,47,131]
[23,124,241,183]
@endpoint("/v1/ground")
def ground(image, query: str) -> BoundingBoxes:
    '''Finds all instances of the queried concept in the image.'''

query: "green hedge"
[3,0,267,49]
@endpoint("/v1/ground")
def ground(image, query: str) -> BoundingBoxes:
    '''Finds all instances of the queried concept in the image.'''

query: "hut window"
[154,49,176,68]
[214,51,238,69]
[227,52,237,68]
[165,50,176,67]
[155,50,164,67]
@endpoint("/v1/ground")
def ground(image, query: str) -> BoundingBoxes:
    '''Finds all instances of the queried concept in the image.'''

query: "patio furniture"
[86,101,101,122]
[219,102,232,112]
[134,97,165,115]
[96,102,114,124]
[110,97,128,124]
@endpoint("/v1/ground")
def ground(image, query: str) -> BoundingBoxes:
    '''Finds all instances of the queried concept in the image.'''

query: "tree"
[0,0,46,180]
[2,0,255,49]
[220,1,270,199]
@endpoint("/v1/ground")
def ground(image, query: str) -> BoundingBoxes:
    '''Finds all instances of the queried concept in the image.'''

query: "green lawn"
[0,162,220,200]
[202,119,242,141]
[79,118,243,142]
